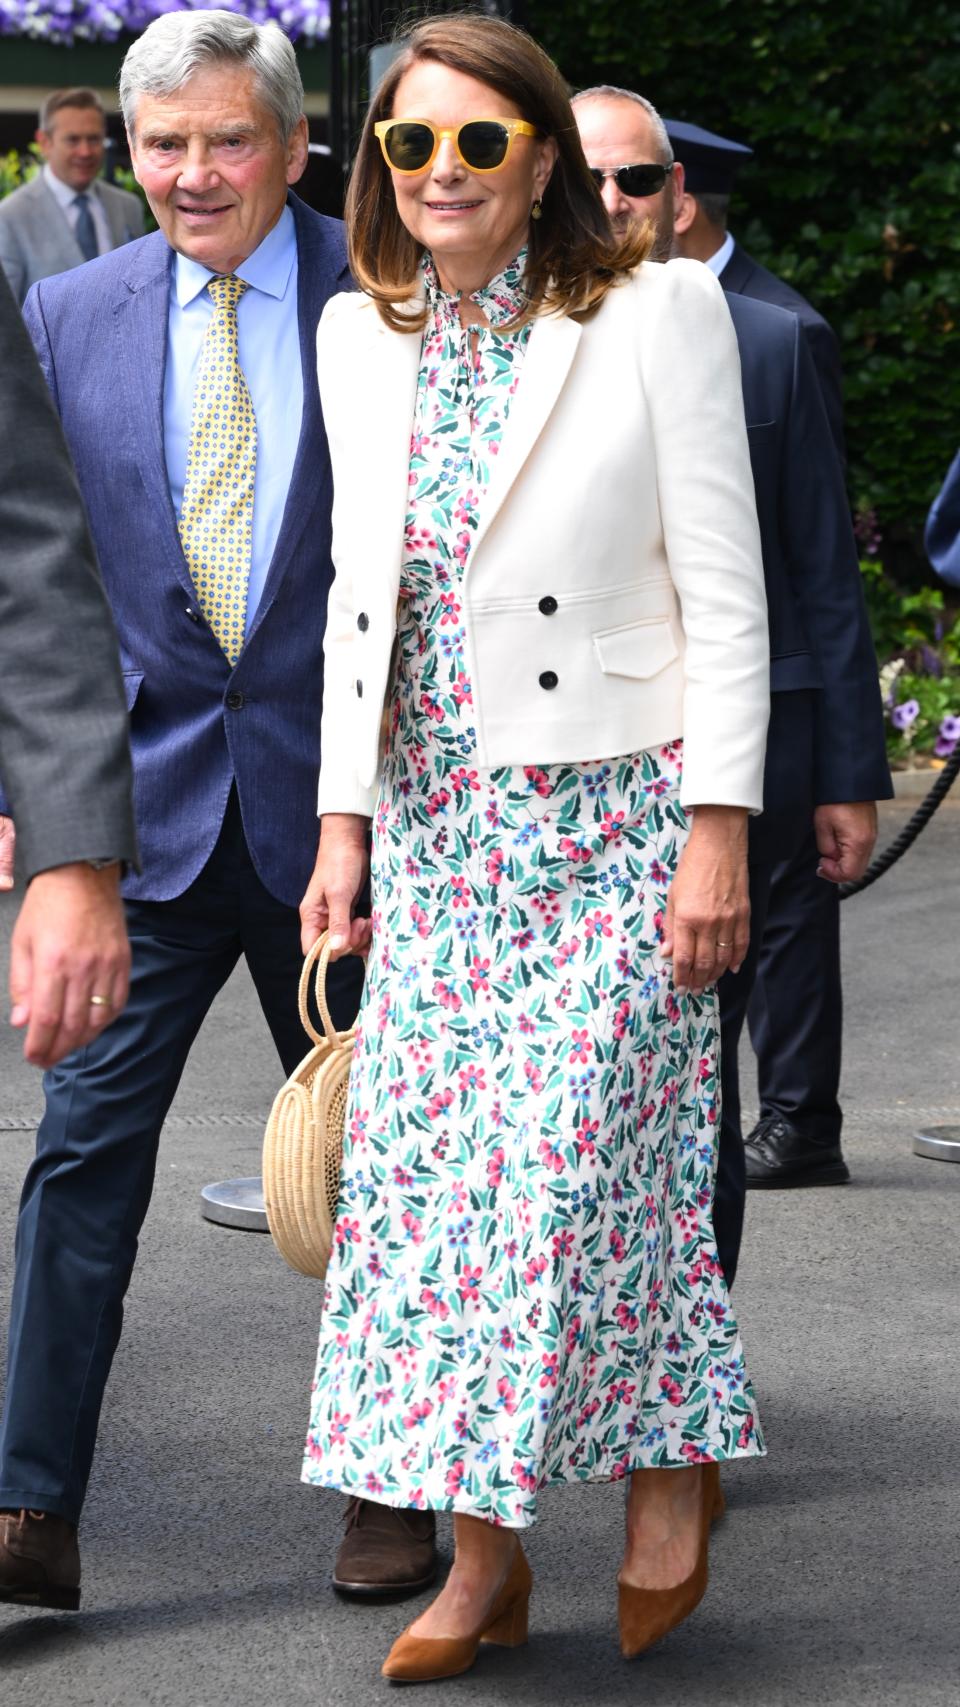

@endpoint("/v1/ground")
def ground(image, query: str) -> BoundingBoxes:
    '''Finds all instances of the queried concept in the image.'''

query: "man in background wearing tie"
[0,12,435,1614]
[0,88,144,306]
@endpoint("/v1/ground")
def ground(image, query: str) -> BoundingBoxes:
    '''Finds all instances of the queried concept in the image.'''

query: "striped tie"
[178,274,257,666]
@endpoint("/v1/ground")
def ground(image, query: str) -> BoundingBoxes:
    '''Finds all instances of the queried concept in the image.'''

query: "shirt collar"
[173,202,297,309]
[704,230,735,278]
[43,162,97,210]
[422,245,529,330]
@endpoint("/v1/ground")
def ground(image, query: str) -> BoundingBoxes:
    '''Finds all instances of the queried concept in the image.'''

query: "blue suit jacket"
[20,194,349,907]
[720,240,846,468]
[726,292,891,806]
[925,448,960,587]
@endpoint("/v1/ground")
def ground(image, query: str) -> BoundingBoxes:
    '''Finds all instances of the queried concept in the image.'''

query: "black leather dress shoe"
[332,1498,438,1597]
[744,1115,851,1189]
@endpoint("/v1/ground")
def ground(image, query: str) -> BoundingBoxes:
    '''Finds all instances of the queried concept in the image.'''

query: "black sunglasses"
[589,161,673,197]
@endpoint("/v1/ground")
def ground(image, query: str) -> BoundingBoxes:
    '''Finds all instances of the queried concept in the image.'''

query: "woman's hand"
[661,805,750,995]
[299,813,372,959]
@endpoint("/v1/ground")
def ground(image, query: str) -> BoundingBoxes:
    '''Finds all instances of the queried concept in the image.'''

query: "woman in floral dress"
[299,14,770,1684]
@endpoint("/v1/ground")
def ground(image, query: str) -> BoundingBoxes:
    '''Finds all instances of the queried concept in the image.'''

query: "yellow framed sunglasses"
[374,117,540,176]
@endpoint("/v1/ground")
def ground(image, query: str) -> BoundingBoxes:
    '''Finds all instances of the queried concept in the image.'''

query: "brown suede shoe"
[332,1498,438,1598]
[0,1509,81,1609]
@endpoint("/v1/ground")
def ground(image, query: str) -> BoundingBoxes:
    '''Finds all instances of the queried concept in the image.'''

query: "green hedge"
[528,0,960,581]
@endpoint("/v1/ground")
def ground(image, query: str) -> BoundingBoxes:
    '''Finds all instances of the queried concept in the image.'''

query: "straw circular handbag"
[262,932,357,1281]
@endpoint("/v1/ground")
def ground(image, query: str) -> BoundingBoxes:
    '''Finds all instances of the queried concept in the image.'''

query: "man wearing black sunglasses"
[573,86,890,1287]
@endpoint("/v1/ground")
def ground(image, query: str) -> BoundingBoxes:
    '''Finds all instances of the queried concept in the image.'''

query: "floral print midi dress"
[303,253,764,1527]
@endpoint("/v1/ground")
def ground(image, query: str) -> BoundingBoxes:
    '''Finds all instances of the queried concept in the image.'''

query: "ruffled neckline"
[422,246,529,330]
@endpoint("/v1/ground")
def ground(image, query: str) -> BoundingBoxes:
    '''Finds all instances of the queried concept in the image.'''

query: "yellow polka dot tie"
[178,274,257,666]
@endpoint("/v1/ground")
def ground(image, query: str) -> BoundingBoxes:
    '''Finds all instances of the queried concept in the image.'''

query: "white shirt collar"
[43,162,99,211]
[173,203,297,309]
[704,230,736,278]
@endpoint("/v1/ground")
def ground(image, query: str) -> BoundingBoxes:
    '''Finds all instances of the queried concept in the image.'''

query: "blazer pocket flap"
[592,618,678,681]
[121,669,144,712]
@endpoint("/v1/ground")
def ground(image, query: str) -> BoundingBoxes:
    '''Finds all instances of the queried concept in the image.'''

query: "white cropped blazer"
[315,258,769,819]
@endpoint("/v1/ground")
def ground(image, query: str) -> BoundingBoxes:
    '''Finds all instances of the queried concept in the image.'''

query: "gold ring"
[89,994,112,1008]
[716,941,732,949]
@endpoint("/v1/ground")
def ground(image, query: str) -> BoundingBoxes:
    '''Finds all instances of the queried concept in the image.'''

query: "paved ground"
[1,800,958,1707]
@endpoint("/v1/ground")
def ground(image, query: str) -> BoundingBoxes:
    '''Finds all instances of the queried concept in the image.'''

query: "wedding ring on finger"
[89,994,112,1008]
[716,940,732,949]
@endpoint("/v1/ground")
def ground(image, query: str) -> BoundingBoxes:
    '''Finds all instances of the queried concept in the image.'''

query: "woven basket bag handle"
[298,932,347,1048]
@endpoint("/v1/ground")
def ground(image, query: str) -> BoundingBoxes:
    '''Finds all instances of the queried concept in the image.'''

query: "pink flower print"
[453,489,478,526]
[439,591,461,625]
[538,1137,564,1174]
[559,835,591,865]
[659,1375,685,1406]
[469,957,491,992]
[608,1228,626,1261]
[705,1298,728,1324]
[437,1377,457,1404]
[433,979,462,1014]
[585,911,613,939]
[564,1313,583,1355]
[575,1119,599,1158]
[454,529,471,568]
[531,888,562,924]
[392,1166,414,1190]
[499,1325,515,1350]
[426,787,451,815]
[523,1253,548,1285]
[681,1443,712,1464]
[660,1080,678,1108]
[647,1279,664,1315]
[410,902,431,939]
[737,1418,756,1449]
[608,1453,634,1482]
[376,992,392,1033]
[363,1472,384,1496]
[401,1210,424,1244]
[459,1064,486,1093]
[510,927,534,950]
[523,766,552,798]
[698,1054,713,1082]
[644,1194,658,1226]
[518,1012,536,1036]
[367,1250,384,1279]
[646,775,671,797]
[653,908,665,940]
[335,1218,360,1247]
[458,1264,483,1302]
[512,1461,538,1493]
[349,1110,368,1142]
[487,1146,506,1187]
[496,1377,517,1414]
[569,1028,592,1063]
[329,1410,351,1443]
[404,1399,434,1430]
[553,1229,575,1259]
[445,1461,467,1497]
[484,799,502,827]
[615,1302,639,1333]
[387,1077,409,1100]
[420,1287,450,1321]
[552,935,581,969]
[607,1379,637,1407]
[408,1487,427,1510]
[665,993,681,1025]
[450,874,471,909]
[485,848,505,885]
[540,1352,559,1389]
[612,998,631,1041]
[524,1059,544,1093]
[490,1099,505,1129]
[600,809,625,845]
[577,1398,601,1430]
[648,858,669,885]
[425,1087,454,1120]
[452,670,473,706]
[451,766,480,795]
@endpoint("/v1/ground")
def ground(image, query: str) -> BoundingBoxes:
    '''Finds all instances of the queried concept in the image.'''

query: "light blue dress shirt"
[164,204,304,639]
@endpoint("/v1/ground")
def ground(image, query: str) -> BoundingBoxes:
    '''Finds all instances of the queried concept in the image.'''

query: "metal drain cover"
[200,1176,269,1231]
[913,1126,960,1164]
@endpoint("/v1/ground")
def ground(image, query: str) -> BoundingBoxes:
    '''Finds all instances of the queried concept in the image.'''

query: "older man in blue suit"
[0,12,436,1611]
[574,86,891,1283]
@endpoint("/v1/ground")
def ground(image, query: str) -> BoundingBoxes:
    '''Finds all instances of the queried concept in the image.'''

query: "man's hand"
[300,814,371,959]
[9,863,131,1069]
[0,814,15,892]
[814,801,878,885]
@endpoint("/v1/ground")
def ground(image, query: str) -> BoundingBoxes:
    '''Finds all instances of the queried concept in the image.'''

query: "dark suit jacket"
[0,268,137,880]
[21,194,349,907]
[720,240,846,467]
[925,447,960,587]
[726,291,890,806]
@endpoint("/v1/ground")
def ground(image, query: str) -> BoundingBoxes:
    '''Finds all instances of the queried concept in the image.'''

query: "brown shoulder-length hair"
[346,12,652,333]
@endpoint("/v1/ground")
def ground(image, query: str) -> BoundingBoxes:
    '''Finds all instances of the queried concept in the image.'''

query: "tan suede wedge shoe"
[381,1542,532,1685]
[617,1462,719,1659]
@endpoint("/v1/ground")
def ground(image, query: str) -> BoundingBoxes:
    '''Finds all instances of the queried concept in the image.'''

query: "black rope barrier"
[839,738,960,900]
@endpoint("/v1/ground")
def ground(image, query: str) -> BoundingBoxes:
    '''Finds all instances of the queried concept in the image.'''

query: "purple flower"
[934,714,960,758]
[890,699,920,732]
[0,0,330,43]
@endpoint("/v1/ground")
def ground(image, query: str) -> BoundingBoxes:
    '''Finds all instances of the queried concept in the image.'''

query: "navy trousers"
[713,693,830,1286]
[0,793,363,1523]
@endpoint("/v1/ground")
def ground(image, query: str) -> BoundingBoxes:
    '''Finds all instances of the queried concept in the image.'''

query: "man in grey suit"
[0,266,137,1071]
[0,88,144,306]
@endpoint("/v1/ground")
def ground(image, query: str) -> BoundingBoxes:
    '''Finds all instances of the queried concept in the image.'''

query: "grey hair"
[572,84,673,167]
[694,191,731,228]
[119,10,304,142]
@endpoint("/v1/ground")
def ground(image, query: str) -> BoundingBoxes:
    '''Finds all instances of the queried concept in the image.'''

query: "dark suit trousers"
[0,793,363,1523]
[714,693,830,1285]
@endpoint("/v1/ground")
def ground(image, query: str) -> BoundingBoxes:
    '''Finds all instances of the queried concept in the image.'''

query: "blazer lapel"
[467,311,582,568]
[114,237,197,601]
[356,311,422,612]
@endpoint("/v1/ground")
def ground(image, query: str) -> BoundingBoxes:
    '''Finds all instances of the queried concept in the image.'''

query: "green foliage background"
[527,0,960,581]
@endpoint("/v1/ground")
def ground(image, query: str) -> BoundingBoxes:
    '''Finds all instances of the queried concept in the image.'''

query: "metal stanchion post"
[200,1177,269,1232]
[913,1128,960,1164]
